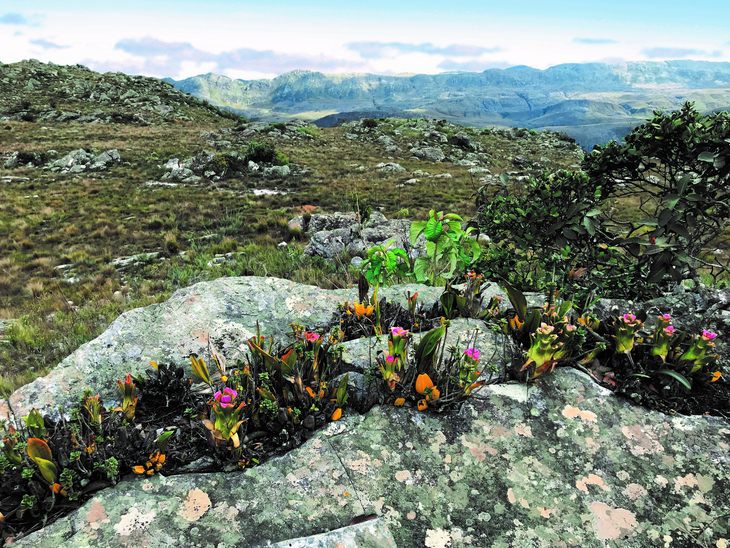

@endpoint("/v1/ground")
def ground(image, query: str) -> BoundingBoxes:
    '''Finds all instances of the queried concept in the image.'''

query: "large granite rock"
[9,367,730,547]
[6,276,730,547]
[5,278,450,422]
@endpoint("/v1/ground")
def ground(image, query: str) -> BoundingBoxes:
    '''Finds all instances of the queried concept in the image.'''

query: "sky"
[2,0,730,82]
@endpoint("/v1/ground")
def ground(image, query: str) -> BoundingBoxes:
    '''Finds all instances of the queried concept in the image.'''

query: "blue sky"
[2,0,729,80]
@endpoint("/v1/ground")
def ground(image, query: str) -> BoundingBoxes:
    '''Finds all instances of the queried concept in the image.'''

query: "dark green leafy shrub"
[476,170,613,294]
[582,101,730,285]
[244,141,276,164]
[270,122,287,131]
[361,118,378,128]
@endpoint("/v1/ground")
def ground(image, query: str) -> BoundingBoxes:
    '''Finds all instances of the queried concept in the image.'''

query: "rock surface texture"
[6,277,730,547]
[288,211,428,261]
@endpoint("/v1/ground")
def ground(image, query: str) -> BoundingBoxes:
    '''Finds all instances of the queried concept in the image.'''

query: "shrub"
[274,151,290,166]
[244,142,276,164]
[270,122,287,131]
[361,118,378,129]
[582,101,730,285]
[297,127,319,139]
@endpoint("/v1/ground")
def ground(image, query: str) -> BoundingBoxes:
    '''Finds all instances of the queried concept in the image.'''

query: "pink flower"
[386,355,395,363]
[662,314,671,321]
[464,348,480,361]
[305,332,320,342]
[702,330,718,340]
[566,324,577,332]
[214,387,238,408]
[664,326,675,335]
[391,327,408,337]
[623,314,636,323]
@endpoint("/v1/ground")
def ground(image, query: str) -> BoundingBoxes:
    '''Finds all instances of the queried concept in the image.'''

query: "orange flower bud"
[417,399,428,411]
[331,408,342,421]
[394,398,405,406]
[133,465,146,475]
[415,373,434,395]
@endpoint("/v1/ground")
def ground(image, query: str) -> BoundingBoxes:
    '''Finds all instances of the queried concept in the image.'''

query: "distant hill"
[164,60,730,150]
[0,59,242,126]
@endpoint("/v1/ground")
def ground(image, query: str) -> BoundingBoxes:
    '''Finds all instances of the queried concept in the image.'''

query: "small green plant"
[297,127,319,139]
[360,241,411,286]
[410,210,481,285]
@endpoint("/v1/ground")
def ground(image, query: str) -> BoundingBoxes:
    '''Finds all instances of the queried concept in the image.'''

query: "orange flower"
[711,371,722,382]
[415,374,434,395]
[394,398,405,406]
[132,465,146,475]
[426,387,440,401]
[353,302,375,318]
[305,386,317,398]
[417,399,428,411]
[331,408,342,421]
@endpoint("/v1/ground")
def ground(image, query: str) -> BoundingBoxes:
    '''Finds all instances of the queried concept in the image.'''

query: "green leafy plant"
[410,210,481,285]
[360,241,411,286]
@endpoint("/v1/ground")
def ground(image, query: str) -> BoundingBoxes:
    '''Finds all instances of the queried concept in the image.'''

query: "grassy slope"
[0,61,582,395]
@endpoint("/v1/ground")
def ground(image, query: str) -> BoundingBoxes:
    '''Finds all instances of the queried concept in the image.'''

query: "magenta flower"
[464,348,481,361]
[702,330,718,341]
[665,326,674,335]
[214,387,238,408]
[305,332,320,342]
[391,327,408,337]
[623,313,636,323]
[662,314,671,321]
[386,355,395,363]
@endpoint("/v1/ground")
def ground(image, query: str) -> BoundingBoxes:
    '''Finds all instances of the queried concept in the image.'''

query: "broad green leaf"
[503,282,527,322]
[667,221,691,240]
[424,218,443,242]
[657,208,673,227]
[27,438,53,463]
[698,151,716,162]
[523,309,542,335]
[584,216,596,236]
[663,194,680,210]
[336,373,349,405]
[646,264,666,284]
[414,327,445,374]
[413,258,429,283]
[443,213,463,222]
[410,221,427,245]
[34,457,59,484]
[677,174,692,196]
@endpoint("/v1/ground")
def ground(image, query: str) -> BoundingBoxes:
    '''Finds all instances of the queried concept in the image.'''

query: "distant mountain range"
[163,60,730,150]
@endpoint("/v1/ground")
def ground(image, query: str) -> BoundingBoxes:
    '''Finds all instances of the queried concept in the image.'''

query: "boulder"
[409,146,445,162]
[6,277,447,423]
[262,164,290,178]
[295,212,428,260]
[376,162,406,173]
[6,276,730,548]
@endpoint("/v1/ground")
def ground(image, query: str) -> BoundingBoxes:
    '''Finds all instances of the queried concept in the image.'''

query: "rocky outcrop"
[5,276,730,547]
[0,59,237,126]
[287,211,428,261]
[4,148,121,173]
